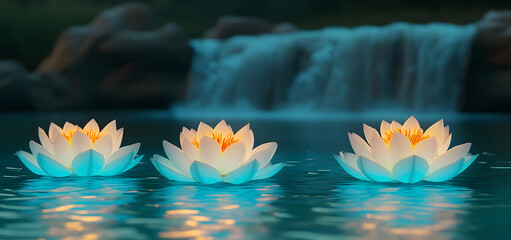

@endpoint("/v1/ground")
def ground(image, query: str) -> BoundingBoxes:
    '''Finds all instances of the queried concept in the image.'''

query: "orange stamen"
[192,132,239,152]
[61,128,102,144]
[381,128,429,147]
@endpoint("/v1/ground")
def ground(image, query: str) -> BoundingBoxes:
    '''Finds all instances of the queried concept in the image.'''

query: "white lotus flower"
[151,120,284,184]
[16,119,143,177]
[336,116,478,183]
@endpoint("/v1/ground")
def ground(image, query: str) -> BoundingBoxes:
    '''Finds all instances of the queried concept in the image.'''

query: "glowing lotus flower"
[151,120,284,184]
[336,116,478,183]
[16,119,143,177]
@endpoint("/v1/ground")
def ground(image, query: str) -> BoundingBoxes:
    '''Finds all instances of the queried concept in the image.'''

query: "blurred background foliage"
[1,0,511,70]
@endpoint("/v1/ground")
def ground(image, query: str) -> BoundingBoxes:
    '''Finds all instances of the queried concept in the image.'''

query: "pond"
[0,111,510,239]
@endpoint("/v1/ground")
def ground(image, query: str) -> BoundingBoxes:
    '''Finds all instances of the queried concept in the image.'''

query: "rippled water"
[0,112,510,239]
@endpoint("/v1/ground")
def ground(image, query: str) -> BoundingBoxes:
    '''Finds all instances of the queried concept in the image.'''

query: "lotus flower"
[151,120,284,184]
[16,119,143,177]
[336,116,478,183]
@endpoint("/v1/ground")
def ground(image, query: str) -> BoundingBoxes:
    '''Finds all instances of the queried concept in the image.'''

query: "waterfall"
[185,22,476,113]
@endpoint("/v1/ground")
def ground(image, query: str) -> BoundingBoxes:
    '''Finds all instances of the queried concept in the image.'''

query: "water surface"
[0,112,510,239]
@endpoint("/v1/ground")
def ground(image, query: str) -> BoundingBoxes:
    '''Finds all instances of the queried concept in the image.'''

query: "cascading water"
[184,23,476,114]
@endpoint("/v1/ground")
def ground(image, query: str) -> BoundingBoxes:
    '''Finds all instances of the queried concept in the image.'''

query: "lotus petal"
[348,133,372,160]
[93,135,113,157]
[114,128,124,150]
[247,142,277,169]
[190,161,222,184]
[182,139,200,162]
[443,125,450,140]
[429,143,471,173]
[223,160,260,184]
[234,123,254,153]
[49,122,63,140]
[63,122,76,132]
[425,157,465,182]
[218,141,246,175]
[197,122,213,138]
[99,151,134,176]
[29,140,54,159]
[38,128,54,154]
[198,136,222,167]
[107,143,140,163]
[71,130,92,156]
[152,155,195,182]
[402,116,420,131]
[363,124,380,145]
[122,155,144,173]
[389,132,412,163]
[71,150,105,176]
[392,155,429,183]
[413,137,438,163]
[100,120,117,136]
[380,120,391,134]
[92,135,114,158]
[16,151,47,175]
[163,140,192,176]
[83,119,100,133]
[180,127,195,146]
[37,154,71,177]
[369,136,392,170]
[357,156,394,182]
[390,120,403,131]
[439,133,452,154]
[214,120,233,134]
[53,134,73,166]
[424,119,444,149]
[334,154,369,181]
[253,162,285,180]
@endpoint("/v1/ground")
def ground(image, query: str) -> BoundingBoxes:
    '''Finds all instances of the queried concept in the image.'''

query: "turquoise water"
[0,112,510,239]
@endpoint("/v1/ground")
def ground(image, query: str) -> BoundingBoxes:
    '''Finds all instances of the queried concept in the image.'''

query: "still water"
[0,112,510,239]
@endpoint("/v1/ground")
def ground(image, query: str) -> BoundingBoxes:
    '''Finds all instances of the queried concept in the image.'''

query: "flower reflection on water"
[334,182,472,239]
[152,182,283,239]
[0,177,144,240]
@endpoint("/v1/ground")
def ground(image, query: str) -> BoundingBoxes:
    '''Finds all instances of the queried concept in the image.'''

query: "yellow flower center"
[61,128,102,144]
[192,132,239,153]
[381,128,429,147]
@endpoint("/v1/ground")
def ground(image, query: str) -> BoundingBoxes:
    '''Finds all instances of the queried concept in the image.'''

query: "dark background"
[1,0,511,70]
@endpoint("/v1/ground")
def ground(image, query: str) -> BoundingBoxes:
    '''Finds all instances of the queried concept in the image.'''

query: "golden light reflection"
[185,220,198,227]
[42,205,81,213]
[69,215,103,222]
[83,234,99,240]
[338,183,471,239]
[16,175,142,240]
[62,233,100,240]
[159,229,204,238]
[361,222,377,230]
[156,182,282,239]
[166,209,200,215]
[75,210,91,215]
[365,214,394,221]
[217,219,236,225]
[217,205,239,210]
[389,228,432,236]
[190,216,211,222]
[65,222,84,231]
